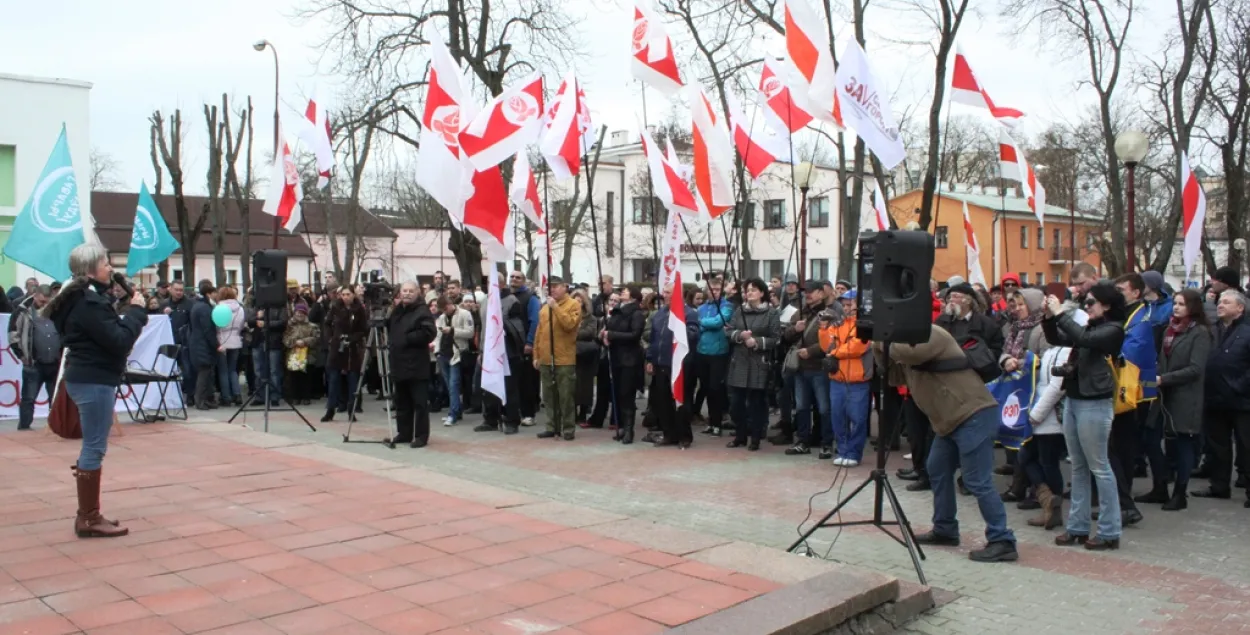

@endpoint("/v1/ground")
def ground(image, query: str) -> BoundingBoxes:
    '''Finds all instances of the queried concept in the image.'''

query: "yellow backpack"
[1108,305,1144,415]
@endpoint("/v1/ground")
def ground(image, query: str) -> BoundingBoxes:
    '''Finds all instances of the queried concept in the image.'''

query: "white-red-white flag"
[658,200,682,295]
[950,46,1025,126]
[688,86,735,221]
[1180,152,1207,280]
[997,131,1023,181]
[509,151,544,229]
[725,92,786,182]
[459,74,545,171]
[962,200,987,286]
[298,87,335,188]
[540,73,583,182]
[998,129,1046,225]
[759,59,815,135]
[263,132,303,233]
[463,167,515,262]
[481,269,509,403]
[869,179,890,232]
[784,0,843,128]
[669,270,689,405]
[642,127,698,217]
[417,36,474,227]
[631,0,684,97]
[575,86,596,153]
[533,228,552,292]
[665,138,691,181]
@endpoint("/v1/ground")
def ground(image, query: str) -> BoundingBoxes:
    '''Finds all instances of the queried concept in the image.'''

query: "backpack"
[916,335,1002,383]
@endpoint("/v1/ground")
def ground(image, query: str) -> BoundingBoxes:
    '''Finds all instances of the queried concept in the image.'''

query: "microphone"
[111,272,135,298]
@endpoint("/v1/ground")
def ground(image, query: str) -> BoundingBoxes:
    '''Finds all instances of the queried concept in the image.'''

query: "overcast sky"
[0,0,1177,198]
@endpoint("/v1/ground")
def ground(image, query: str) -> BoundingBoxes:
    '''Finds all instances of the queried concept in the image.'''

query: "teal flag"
[2,124,85,281]
[126,182,179,276]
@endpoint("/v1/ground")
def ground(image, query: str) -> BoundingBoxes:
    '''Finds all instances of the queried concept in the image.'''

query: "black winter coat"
[46,278,148,387]
[326,300,369,372]
[1042,311,1124,400]
[605,301,646,368]
[387,301,437,381]
[1206,316,1250,412]
[188,296,218,368]
[165,295,193,343]
[936,310,1006,361]
[249,306,289,351]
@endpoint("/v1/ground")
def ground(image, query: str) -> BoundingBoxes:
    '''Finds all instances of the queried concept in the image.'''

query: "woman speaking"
[45,243,148,538]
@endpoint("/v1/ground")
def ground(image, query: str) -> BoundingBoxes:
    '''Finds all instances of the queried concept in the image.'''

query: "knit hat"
[1213,266,1242,290]
[1017,288,1044,314]
[294,302,309,314]
[1140,270,1165,293]
[286,278,299,289]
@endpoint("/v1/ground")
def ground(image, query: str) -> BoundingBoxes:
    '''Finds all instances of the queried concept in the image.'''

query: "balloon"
[211,304,233,328]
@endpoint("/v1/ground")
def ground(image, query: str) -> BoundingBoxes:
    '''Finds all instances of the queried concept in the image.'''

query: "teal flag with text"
[2,124,85,281]
[126,182,180,276]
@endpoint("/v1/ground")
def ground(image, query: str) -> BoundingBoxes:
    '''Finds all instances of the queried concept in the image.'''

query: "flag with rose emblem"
[126,182,180,276]
[263,132,303,233]
[3,124,86,281]
[459,74,545,171]
[481,268,510,403]
[417,35,474,226]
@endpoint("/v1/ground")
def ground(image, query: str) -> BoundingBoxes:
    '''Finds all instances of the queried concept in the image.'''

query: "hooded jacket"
[216,298,246,349]
[45,278,148,387]
[697,297,735,356]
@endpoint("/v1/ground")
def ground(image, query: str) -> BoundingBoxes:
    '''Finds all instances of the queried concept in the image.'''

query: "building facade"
[0,73,92,290]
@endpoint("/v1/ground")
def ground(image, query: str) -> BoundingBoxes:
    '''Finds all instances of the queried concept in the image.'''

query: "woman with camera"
[321,285,369,422]
[1041,281,1126,550]
[726,278,782,451]
[46,243,148,538]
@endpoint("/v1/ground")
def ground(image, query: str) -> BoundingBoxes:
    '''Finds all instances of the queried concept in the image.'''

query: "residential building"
[0,73,92,289]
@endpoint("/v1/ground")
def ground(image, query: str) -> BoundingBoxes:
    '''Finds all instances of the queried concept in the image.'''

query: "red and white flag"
[999,129,1046,225]
[298,87,335,188]
[540,73,583,182]
[642,128,697,217]
[575,85,596,153]
[688,86,735,221]
[533,228,552,292]
[669,271,689,405]
[509,151,544,229]
[868,179,890,232]
[463,167,515,262]
[759,59,814,135]
[459,74,545,171]
[1180,151,1207,280]
[417,36,474,226]
[481,270,509,403]
[658,199,683,295]
[631,0,684,97]
[962,200,987,286]
[263,131,303,233]
[725,92,786,181]
[784,0,843,127]
[950,46,1025,126]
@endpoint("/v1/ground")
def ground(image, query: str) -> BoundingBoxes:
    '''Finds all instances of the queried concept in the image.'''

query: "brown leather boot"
[72,465,119,526]
[1028,484,1062,529]
[75,467,128,538]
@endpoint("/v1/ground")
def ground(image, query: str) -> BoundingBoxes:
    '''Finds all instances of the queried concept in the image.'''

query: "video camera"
[362,270,393,324]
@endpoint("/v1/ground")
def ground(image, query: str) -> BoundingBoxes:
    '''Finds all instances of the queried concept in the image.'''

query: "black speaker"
[253,250,288,310]
[857,231,934,345]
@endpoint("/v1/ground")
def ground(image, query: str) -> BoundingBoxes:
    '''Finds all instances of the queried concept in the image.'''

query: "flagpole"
[1000,176,1011,279]
[538,158,561,433]
[583,146,621,432]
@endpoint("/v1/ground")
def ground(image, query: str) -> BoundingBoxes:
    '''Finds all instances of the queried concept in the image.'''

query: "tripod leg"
[880,475,928,585]
[785,475,874,553]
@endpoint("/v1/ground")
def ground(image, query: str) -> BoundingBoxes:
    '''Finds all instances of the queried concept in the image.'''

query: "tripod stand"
[344,322,396,448]
[786,347,927,585]
[228,309,316,434]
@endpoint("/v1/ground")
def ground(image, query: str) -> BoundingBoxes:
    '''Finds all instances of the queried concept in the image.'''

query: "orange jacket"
[818,316,873,383]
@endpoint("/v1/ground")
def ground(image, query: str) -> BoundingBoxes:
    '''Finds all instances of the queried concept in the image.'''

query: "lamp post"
[254,39,281,249]
[796,161,815,283]
[1115,130,1149,273]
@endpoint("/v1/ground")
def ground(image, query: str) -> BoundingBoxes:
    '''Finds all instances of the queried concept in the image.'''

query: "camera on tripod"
[362,270,394,321]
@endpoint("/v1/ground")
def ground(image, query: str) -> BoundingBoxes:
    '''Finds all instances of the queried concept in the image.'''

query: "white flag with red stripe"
[298,87,335,189]
[725,92,786,182]
[759,59,815,135]
[459,74,545,171]
[658,200,682,295]
[669,271,689,405]
[950,46,1025,126]
[999,129,1045,225]
[631,0,684,96]
[1180,152,1207,280]
[463,167,515,262]
[688,85,735,220]
[417,36,474,227]
[784,0,843,128]
[962,200,987,286]
[263,131,303,233]
[509,151,544,229]
[869,179,890,232]
[642,128,697,217]
[540,73,583,182]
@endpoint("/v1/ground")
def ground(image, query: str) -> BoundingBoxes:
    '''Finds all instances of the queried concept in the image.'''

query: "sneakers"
[521,417,536,427]
[818,447,834,460]
[442,415,458,427]
[784,443,811,456]
[833,458,860,467]
[969,541,1018,562]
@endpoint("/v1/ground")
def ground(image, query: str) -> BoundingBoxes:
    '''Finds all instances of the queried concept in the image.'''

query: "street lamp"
[1115,130,1149,272]
[796,161,815,283]
[254,39,281,248]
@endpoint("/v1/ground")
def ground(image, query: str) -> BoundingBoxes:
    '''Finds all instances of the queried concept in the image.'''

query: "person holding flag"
[534,277,582,440]
[646,280,699,449]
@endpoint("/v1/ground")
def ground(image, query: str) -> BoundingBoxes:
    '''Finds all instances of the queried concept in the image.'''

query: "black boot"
[320,406,335,423]
[621,411,635,445]
[1134,481,1170,504]
[1161,484,1187,511]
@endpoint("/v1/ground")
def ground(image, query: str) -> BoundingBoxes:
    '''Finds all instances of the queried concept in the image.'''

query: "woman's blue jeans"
[326,367,360,411]
[217,349,241,401]
[1063,397,1122,539]
[66,383,117,471]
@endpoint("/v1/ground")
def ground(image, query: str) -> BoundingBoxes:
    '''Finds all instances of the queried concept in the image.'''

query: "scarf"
[1004,311,1043,361]
[1163,316,1193,356]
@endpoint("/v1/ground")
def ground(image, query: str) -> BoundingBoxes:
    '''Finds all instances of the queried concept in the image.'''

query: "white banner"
[0,314,182,419]
[658,210,683,294]
[833,41,906,170]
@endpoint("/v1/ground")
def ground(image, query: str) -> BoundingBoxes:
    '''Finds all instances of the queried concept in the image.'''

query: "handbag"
[1108,356,1141,415]
[286,347,308,372]
[48,381,82,440]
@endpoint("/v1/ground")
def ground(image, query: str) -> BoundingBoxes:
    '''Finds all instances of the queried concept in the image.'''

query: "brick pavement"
[229,398,1250,635]
[0,423,793,634]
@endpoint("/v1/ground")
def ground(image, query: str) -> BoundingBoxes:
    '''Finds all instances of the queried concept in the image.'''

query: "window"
[810,259,830,280]
[764,199,786,229]
[226,270,239,286]
[1020,226,1029,249]
[733,202,755,228]
[1053,228,1062,251]
[808,197,829,228]
[606,192,615,257]
[0,145,14,207]
[632,196,662,224]
[764,260,785,280]
[1019,272,1029,284]
[1036,272,1045,285]
[171,269,184,282]
[1037,227,1045,250]
[1086,231,1097,247]
[935,226,949,249]
[631,259,658,282]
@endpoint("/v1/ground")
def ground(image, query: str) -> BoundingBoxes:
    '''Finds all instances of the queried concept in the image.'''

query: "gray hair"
[68,243,109,278]
[34,285,52,297]
[1220,289,1248,310]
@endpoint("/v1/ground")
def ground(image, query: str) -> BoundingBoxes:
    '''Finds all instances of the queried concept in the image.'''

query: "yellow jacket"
[818,316,873,383]
[534,295,582,366]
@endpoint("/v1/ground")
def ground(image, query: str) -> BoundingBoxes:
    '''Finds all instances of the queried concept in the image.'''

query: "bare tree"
[147,134,170,283]
[204,101,228,285]
[151,110,209,281]
[222,97,256,291]
[319,106,378,285]
[89,149,123,192]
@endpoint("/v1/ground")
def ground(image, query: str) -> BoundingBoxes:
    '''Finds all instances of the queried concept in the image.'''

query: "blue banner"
[989,351,1038,450]
[126,182,180,276]
[2,124,85,281]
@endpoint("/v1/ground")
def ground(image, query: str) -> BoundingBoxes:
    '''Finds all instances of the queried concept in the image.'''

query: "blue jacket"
[1146,294,1174,329]
[1122,302,1158,400]
[697,299,734,355]
[647,304,699,367]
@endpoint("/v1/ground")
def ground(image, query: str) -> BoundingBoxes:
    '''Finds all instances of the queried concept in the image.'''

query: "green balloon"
[211,304,233,328]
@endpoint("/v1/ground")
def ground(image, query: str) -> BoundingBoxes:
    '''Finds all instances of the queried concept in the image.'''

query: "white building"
[0,73,92,290]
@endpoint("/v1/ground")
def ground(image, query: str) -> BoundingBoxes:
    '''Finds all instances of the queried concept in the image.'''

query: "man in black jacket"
[189,281,220,410]
[603,285,646,444]
[387,281,438,447]
[248,300,289,408]
[935,283,1005,362]
[1195,290,1250,506]
[163,281,194,397]
[476,274,526,434]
